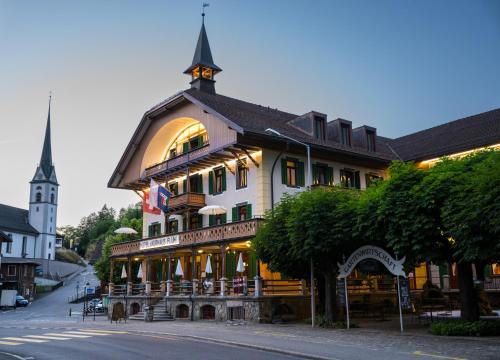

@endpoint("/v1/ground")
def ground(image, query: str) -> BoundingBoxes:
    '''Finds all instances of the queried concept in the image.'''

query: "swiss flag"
[143,192,161,215]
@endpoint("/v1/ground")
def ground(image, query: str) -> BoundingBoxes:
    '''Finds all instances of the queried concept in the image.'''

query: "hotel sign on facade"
[139,235,180,251]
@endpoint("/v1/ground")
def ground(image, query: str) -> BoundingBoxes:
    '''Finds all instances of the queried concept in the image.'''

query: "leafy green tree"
[255,188,360,323]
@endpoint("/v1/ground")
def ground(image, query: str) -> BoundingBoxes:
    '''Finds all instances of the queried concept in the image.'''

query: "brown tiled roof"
[185,88,394,161]
[389,108,500,161]
[0,204,39,236]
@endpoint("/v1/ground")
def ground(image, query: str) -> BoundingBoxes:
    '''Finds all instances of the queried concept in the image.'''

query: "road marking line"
[45,333,91,338]
[3,337,47,343]
[79,329,128,334]
[413,351,467,360]
[0,341,22,346]
[0,351,31,359]
[64,331,109,336]
[25,335,71,340]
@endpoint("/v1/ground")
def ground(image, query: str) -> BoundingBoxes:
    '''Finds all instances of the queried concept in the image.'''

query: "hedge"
[430,320,500,336]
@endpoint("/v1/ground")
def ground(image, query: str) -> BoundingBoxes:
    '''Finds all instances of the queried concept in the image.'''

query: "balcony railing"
[144,144,210,178]
[111,217,264,257]
[168,192,206,211]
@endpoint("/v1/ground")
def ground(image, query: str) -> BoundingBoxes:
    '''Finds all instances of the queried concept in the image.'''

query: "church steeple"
[40,96,53,178]
[184,11,222,94]
[32,96,57,184]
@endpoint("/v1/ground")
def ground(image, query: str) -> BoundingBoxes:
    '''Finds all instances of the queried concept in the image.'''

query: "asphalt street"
[0,327,301,360]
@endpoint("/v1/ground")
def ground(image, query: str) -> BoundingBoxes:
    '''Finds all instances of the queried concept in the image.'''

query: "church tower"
[183,12,222,94]
[29,97,59,260]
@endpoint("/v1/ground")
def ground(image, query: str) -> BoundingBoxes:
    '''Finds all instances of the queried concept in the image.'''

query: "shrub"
[430,320,500,336]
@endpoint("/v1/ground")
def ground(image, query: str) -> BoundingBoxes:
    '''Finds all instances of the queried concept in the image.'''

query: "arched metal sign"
[337,245,406,333]
[337,245,406,278]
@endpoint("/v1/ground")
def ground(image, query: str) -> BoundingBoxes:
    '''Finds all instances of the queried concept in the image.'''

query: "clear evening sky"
[1,0,499,226]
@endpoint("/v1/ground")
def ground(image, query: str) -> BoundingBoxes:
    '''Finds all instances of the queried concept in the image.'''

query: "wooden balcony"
[167,192,206,213]
[144,144,210,178]
[110,218,264,257]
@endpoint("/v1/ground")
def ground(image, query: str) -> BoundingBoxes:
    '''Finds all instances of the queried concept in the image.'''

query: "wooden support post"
[243,148,259,168]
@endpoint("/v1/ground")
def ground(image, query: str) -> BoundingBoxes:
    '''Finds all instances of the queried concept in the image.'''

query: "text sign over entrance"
[139,234,180,250]
[337,245,406,278]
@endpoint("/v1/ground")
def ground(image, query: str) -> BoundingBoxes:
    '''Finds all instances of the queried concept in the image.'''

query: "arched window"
[36,192,42,202]
[165,123,208,159]
[50,193,55,204]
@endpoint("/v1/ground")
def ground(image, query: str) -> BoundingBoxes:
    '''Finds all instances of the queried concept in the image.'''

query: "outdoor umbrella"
[120,264,127,279]
[236,252,244,273]
[137,263,143,279]
[175,259,184,278]
[205,255,213,276]
[114,227,138,235]
[198,205,227,216]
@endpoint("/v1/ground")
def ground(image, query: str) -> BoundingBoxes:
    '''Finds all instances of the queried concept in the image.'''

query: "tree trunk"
[474,260,487,282]
[317,272,325,315]
[323,270,338,323]
[457,261,479,321]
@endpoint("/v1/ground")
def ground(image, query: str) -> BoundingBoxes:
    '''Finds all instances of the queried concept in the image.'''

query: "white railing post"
[254,276,262,298]
[108,283,114,296]
[166,280,173,296]
[220,278,227,297]
[145,281,151,295]
[192,279,199,296]
[127,282,132,295]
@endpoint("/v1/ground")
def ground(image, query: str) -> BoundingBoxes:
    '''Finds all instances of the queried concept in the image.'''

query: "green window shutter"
[312,165,318,184]
[183,179,187,193]
[222,167,227,191]
[232,207,238,222]
[354,171,361,189]
[209,215,214,226]
[182,142,189,154]
[198,134,204,147]
[281,159,287,184]
[221,213,227,224]
[208,171,214,194]
[226,252,236,279]
[198,174,203,193]
[298,161,305,187]
[327,167,334,185]
[182,217,187,231]
[248,251,257,279]
[148,225,153,237]
[198,214,203,228]
[246,204,252,220]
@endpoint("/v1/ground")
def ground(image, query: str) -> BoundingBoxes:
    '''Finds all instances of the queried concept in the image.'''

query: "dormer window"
[341,124,351,146]
[367,130,376,152]
[314,116,326,140]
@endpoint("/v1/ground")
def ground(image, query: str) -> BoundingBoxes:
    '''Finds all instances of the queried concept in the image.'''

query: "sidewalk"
[78,317,499,360]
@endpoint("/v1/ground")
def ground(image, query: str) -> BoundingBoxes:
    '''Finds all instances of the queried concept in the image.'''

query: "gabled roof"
[389,108,500,161]
[0,204,39,236]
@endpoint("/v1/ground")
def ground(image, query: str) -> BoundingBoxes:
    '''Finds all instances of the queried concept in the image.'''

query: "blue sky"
[0,0,499,225]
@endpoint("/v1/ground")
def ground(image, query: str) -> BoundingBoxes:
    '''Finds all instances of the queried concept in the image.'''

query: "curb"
[130,329,336,360]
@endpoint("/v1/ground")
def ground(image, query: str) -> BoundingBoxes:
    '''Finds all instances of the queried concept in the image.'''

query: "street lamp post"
[264,128,315,327]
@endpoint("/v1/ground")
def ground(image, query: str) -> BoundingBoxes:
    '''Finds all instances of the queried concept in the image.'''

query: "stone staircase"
[128,298,174,321]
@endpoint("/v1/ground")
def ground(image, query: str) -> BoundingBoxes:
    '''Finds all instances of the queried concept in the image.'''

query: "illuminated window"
[236,160,248,189]
[365,173,382,187]
[165,123,208,159]
[192,67,200,79]
[202,67,213,79]
[287,160,297,187]
[493,264,500,276]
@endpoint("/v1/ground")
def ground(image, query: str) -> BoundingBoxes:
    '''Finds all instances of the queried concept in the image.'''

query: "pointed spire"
[40,95,53,178]
[184,22,222,75]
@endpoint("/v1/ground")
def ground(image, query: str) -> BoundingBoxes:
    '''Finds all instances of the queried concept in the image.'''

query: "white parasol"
[137,263,143,279]
[114,227,138,235]
[198,205,227,216]
[205,255,213,275]
[236,253,244,273]
[120,264,127,279]
[175,259,184,277]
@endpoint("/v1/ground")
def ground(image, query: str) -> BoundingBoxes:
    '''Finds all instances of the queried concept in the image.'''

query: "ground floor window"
[492,263,500,275]
[167,219,178,234]
[7,265,16,276]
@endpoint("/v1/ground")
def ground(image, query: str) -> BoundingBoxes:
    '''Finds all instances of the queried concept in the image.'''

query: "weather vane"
[202,2,209,20]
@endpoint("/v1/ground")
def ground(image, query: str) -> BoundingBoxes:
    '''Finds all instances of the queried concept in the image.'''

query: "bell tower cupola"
[183,10,222,94]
